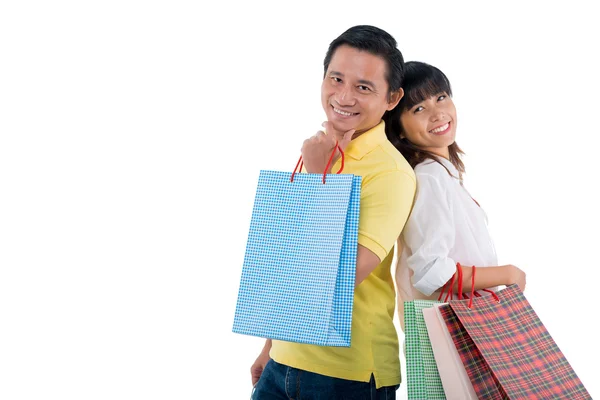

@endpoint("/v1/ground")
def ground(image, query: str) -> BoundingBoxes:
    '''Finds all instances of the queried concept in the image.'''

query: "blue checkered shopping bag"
[233,146,361,347]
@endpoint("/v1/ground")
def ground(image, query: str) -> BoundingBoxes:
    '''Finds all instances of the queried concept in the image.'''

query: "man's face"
[321,45,401,135]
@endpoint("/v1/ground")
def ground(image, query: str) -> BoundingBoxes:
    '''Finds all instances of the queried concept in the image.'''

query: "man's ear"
[387,88,404,110]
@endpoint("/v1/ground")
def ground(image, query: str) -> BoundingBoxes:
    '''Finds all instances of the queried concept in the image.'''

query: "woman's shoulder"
[414,159,456,179]
[413,160,462,198]
[412,160,459,206]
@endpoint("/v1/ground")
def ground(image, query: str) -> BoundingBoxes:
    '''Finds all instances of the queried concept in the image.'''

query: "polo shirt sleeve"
[403,173,457,296]
[357,170,416,262]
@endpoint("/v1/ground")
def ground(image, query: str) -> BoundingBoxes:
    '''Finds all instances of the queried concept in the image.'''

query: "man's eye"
[332,77,342,83]
[358,85,371,91]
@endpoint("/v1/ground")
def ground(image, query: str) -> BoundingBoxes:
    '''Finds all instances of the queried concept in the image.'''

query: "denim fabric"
[252,359,398,400]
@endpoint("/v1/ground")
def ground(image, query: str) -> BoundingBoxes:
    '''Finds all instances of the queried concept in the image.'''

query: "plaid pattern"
[404,300,445,399]
[232,170,361,347]
[439,304,508,400]
[426,305,478,400]
[443,284,591,399]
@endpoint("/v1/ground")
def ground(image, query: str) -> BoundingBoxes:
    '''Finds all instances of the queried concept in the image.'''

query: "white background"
[1,0,598,399]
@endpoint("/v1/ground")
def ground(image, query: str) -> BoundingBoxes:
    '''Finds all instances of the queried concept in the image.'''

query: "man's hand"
[250,344,271,386]
[301,122,354,174]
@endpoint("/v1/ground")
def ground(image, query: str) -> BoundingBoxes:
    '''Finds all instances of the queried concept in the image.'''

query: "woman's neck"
[423,146,449,159]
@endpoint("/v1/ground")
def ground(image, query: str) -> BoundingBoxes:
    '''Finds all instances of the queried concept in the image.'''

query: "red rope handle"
[321,142,339,184]
[468,265,476,308]
[337,144,345,174]
[438,262,462,302]
[290,143,345,183]
[444,273,455,302]
[464,265,499,308]
[291,156,303,182]
[456,263,464,300]
[482,288,500,302]
[437,280,450,301]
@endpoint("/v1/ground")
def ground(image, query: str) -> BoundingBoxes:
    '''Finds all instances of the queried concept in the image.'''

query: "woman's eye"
[414,106,424,113]
[437,95,446,101]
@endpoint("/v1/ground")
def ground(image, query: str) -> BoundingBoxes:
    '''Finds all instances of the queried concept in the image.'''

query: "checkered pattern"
[404,300,445,399]
[232,170,361,347]
[442,284,591,399]
[327,172,360,345]
[405,302,426,399]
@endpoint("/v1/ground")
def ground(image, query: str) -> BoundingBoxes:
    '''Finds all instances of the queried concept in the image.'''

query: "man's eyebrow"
[328,71,377,89]
[357,79,376,88]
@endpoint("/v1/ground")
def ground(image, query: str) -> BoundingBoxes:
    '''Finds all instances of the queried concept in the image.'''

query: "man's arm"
[250,339,272,386]
[355,169,416,285]
[355,245,381,286]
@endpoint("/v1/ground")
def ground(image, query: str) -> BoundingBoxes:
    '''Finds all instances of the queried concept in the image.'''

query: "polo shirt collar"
[343,120,387,160]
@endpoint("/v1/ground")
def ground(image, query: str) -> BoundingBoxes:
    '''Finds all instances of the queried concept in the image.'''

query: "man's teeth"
[334,107,354,116]
[430,123,449,133]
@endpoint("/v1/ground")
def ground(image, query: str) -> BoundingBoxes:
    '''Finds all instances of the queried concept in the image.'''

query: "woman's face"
[399,92,457,158]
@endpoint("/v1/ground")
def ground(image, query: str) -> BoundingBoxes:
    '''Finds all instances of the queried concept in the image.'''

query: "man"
[251,25,416,398]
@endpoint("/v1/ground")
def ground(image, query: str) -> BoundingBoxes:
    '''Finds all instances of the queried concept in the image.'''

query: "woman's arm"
[403,171,526,295]
[403,173,457,295]
[447,264,526,293]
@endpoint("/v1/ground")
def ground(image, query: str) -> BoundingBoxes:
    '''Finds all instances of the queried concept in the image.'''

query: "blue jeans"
[252,359,398,400]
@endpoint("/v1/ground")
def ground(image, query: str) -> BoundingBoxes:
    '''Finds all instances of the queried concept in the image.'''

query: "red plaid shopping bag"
[439,284,591,399]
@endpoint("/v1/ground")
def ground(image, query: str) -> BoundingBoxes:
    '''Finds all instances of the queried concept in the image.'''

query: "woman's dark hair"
[384,61,465,177]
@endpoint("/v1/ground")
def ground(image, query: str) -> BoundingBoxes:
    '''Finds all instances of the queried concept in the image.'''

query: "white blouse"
[395,157,498,306]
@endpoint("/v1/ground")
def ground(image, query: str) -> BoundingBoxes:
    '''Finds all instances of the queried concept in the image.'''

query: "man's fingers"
[322,121,334,136]
[340,129,355,149]
[322,121,355,148]
[251,367,262,385]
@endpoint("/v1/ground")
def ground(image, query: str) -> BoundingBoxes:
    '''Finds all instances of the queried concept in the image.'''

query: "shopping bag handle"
[290,142,345,184]
[437,263,499,308]
[468,265,476,308]
[457,262,464,300]
[438,262,462,302]
[466,265,500,309]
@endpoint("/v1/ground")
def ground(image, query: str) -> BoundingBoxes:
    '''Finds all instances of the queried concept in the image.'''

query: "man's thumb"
[340,129,355,149]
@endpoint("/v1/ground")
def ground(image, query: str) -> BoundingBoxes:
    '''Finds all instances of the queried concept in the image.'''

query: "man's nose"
[334,85,355,107]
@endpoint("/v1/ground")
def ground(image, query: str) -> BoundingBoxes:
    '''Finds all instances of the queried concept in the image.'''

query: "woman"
[383,61,526,327]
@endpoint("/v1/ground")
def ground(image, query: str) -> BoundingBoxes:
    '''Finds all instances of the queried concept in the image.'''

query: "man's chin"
[328,120,357,134]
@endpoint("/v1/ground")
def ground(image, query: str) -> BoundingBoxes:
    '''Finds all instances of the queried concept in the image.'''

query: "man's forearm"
[354,245,382,286]
[262,339,272,354]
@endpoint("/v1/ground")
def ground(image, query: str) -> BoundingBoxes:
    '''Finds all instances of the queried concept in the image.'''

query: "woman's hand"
[506,264,527,292]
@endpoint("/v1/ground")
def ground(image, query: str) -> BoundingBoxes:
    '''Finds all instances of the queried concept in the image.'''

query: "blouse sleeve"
[403,172,457,296]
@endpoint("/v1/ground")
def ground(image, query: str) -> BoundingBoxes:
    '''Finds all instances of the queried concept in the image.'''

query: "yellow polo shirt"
[270,121,416,388]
